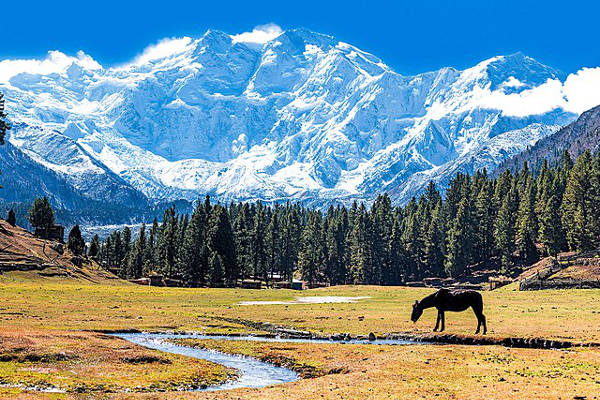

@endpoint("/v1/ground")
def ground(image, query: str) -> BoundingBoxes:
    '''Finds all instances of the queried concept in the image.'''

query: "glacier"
[0,28,579,213]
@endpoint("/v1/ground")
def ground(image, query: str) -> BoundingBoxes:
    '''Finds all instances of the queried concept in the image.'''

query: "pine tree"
[562,151,597,251]
[125,223,146,279]
[7,209,16,226]
[234,203,253,281]
[67,225,86,255]
[207,205,237,285]
[178,201,206,285]
[538,193,564,256]
[208,251,225,287]
[474,182,494,264]
[158,207,178,278]
[251,202,267,280]
[494,193,517,271]
[388,213,407,284]
[371,194,393,284]
[88,234,100,259]
[324,207,348,285]
[28,197,55,235]
[445,197,474,277]
[265,212,282,283]
[516,179,539,265]
[280,206,301,282]
[348,204,374,283]
[112,231,123,270]
[298,211,325,286]
[144,218,159,274]
[423,202,445,276]
[122,226,132,264]
[401,199,423,280]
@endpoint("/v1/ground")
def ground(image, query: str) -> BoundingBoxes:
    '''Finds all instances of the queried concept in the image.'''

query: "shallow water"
[238,296,370,305]
[115,333,418,391]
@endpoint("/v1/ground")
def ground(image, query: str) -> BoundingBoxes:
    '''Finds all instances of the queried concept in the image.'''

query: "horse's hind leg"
[480,313,487,335]
[473,305,486,335]
[433,311,441,332]
[440,311,445,332]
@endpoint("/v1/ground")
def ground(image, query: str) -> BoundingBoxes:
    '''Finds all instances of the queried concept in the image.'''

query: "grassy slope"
[0,220,123,285]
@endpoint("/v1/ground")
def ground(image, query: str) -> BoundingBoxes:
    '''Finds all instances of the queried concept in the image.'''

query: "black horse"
[411,288,487,334]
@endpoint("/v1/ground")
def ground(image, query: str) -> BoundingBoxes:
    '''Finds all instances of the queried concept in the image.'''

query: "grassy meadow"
[1,276,600,398]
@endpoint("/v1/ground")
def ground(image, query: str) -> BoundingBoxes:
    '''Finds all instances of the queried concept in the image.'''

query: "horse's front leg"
[440,311,445,332]
[433,311,441,332]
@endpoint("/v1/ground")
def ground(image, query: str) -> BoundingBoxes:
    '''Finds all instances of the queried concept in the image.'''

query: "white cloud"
[231,23,282,45]
[562,67,600,114]
[501,76,526,89]
[478,78,566,117]
[474,67,600,117]
[129,37,193,66]
[0,50,101,83]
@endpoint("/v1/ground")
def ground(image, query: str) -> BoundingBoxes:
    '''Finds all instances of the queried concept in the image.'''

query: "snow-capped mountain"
[0,28,583,213]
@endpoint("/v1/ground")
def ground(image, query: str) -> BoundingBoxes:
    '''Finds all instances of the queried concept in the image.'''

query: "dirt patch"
[120,355,172,364]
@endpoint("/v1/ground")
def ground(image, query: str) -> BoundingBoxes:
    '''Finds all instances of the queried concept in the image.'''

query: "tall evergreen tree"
[208,251,225,287]
[474,182,495,264]
[122,226,132,264]
[88,234,100,259]
[265,212,282,282]
[126,223,146,279]
[234,203,253,281]
[158,207,178,277]
[371,194,393,284]
[207,205,237,285]
[516,179,539,265]
[495,193,517,271]
[251,203,267,280]
[280,206,301,282]
[178,201,206,285]
[298,211,325,286]
[388,213,407,284]
[562,151,598,251]
[6,209,16,227]
[423,202,445,276]
[27,197,55,234]
[67,225,86,255]
[445,197,475,277]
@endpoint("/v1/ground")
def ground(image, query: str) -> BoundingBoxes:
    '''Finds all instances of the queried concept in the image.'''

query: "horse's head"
[411,300,423,322]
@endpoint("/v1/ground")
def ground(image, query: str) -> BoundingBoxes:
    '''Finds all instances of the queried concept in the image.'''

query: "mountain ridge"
[498,105,600,173]
[0,27,588,219]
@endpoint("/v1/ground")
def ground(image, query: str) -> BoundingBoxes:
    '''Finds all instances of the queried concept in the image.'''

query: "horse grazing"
[411,288,487,334]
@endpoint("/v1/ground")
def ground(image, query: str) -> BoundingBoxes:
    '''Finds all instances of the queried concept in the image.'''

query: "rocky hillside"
[0,220,121,283]
[499,105,600,172]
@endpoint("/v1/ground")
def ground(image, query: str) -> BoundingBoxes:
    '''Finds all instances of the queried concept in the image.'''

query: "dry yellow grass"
[1,282,599,342]
[1,280,600,399]
[114,340,600,400]
[0,329,233,397]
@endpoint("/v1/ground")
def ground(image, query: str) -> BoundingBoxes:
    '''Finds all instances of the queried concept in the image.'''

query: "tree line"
[89,149,600,287]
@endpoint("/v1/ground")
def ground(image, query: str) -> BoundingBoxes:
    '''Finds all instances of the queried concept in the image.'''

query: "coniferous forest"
[95,149,600,287]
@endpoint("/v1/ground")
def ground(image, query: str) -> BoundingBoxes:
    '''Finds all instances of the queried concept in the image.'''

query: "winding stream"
[115,333,417,391]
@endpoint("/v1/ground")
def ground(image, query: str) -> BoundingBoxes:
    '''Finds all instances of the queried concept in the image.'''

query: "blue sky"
[2,0,599,75]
